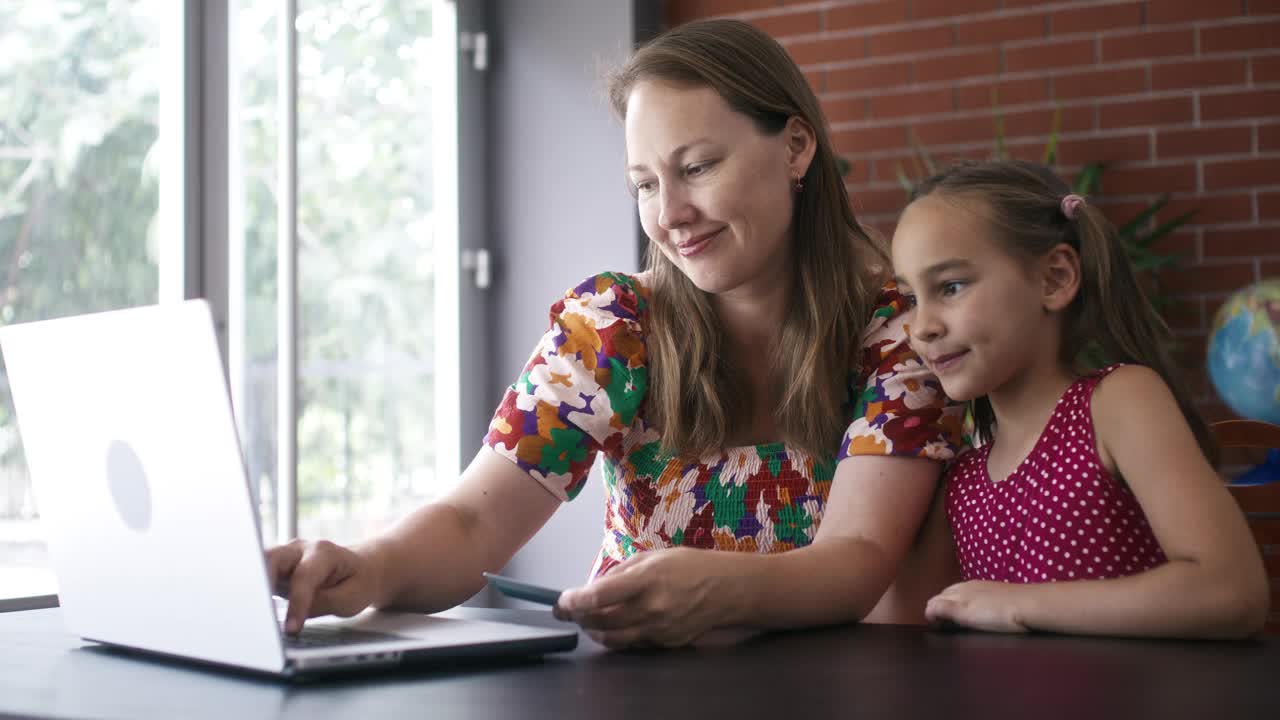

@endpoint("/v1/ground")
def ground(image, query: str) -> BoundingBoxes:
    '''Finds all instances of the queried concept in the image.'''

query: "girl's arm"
[864,479,959,625]
[927,365,1269,639]
[555,454,943,647]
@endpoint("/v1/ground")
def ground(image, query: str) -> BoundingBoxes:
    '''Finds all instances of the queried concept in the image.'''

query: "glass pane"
[233,0,449,545]
[0,1,166,596]
[231,0,281,547]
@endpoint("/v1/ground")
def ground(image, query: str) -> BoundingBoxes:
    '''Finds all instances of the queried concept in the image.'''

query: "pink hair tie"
[1061,193,1085,220]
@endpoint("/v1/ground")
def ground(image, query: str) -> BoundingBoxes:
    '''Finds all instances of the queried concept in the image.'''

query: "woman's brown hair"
[910,159,1217,464]
[608,19,886,459]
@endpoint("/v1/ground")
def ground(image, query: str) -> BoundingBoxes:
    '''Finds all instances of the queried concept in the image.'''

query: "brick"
[787,35,867,66]
[1152,58,1248,92]
[1055,134,1150,166]
[1264,191,1280,221]
[1094,199,1152,226]
[1163,261,1258,295]
[1146,228,1199,258]
[915,49,1000,83]
[1205,157,1280,190]
[1101,29,1195,62]
[823,96,870,124]
[751,10,822,38]
[1201,89,1280,122]
[700,0,777,15]
[868,87,954,119]
[955,14,1047,46]
[665,1,708,27]
[1162,295,1205,331]
[1005,38,1095,72]
[1201,20,1280,53]
[1163,194,1255,225]
[1102,164,1198,195]
[1053,67,1147,100]
[1203,227,1280,257]
[873,150,988,184]
[1261,123,1280,152]
[825,61,911,92]
[831,125,908,153]
[867,25,954,57]
[851,185,912,215]
[827,0,909,32]
[1254,55,1280,84]
[804,69,825,93]
[910,114,1005,147]
[956,77,1049,109]
[1156,126,1253,158]
[912,0,1000,20]
[840,156,873,184]
[1099,96,1195,130]
[1147,0,1246,25]
[1052,2,1144,35]
[1003,105,1095,138]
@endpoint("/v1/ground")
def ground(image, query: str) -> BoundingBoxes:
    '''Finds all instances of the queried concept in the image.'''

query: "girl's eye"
[633,179,656,196]
[940,280,965,296]
[902,293,917,308]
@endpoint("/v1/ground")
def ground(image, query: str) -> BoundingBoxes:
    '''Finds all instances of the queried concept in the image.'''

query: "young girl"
[890,159,1269,639]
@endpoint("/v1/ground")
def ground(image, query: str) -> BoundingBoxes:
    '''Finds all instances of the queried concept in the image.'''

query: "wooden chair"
[1212,419,1280,634]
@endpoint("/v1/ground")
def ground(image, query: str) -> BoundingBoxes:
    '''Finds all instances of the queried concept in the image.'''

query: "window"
[0,0,178,598]
[0,0,464,599]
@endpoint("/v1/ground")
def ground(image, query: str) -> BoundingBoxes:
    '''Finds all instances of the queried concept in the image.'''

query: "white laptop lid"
[1,301,286,673]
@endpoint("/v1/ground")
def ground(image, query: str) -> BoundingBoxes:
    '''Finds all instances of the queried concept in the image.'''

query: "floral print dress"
[484,272,966,580]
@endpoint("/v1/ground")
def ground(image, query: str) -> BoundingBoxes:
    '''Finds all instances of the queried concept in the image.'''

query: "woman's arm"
[269,447,559,632]
[555,455,942,646]
[926,366,1270,639]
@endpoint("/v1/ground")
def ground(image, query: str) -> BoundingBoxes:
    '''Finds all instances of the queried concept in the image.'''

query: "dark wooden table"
[2,606,1278,719]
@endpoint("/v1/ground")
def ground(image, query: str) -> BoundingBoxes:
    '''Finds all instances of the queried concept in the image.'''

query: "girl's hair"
[607,19,886,459]
[910,159,1217,464]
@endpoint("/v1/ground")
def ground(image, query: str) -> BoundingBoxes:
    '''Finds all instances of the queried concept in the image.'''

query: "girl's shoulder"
[1087,363,1166,407]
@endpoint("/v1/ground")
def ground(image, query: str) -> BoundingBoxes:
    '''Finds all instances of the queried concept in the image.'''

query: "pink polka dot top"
[944,366,1167,584]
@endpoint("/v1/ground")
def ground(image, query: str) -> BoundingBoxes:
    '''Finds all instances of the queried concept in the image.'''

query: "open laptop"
[0,300,577,678]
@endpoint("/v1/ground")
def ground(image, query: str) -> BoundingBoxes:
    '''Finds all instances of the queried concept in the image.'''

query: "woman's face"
[624,80,811,296]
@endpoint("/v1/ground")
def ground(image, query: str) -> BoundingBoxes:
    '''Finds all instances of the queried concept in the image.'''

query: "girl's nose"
[910,303,944,344]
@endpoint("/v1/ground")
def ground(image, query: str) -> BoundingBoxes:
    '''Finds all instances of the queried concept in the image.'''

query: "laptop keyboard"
[281,623,410,649]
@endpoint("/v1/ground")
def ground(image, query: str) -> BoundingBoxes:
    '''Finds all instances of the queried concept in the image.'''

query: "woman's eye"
[633,180,655,196]
[685,161,714,177]
[940,281,965,296]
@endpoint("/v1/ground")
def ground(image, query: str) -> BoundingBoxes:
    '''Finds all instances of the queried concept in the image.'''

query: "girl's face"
[891,195,1061,402]
[624,80,812,297]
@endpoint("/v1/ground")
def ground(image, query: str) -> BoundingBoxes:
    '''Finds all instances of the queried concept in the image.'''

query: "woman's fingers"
[277,540,356,633]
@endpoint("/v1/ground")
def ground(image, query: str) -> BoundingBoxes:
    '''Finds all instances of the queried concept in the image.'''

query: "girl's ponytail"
[1071,204,1219,465]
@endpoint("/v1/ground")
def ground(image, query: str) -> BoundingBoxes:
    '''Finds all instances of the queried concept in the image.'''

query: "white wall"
[485,0,646,602]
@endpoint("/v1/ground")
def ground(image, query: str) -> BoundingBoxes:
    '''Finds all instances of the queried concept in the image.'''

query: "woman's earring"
[793,176,804,193]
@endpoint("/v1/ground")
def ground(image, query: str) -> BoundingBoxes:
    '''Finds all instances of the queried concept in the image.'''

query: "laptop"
[0,300,577,678]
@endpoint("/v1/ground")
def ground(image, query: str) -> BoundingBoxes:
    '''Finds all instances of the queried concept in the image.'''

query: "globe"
[1208,280,1280,425]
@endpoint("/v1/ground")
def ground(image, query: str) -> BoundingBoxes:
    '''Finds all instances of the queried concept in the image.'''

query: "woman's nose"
[658,185,695,229]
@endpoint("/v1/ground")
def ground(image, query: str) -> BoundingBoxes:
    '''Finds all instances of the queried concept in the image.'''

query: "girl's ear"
[783,115,817,179]
[1041,243,1081,312]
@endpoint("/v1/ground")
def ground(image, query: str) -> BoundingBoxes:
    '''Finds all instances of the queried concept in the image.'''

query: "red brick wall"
[665,0,1280,423]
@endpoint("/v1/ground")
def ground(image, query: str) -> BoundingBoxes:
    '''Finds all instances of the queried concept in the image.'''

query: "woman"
[267,19,966,648]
